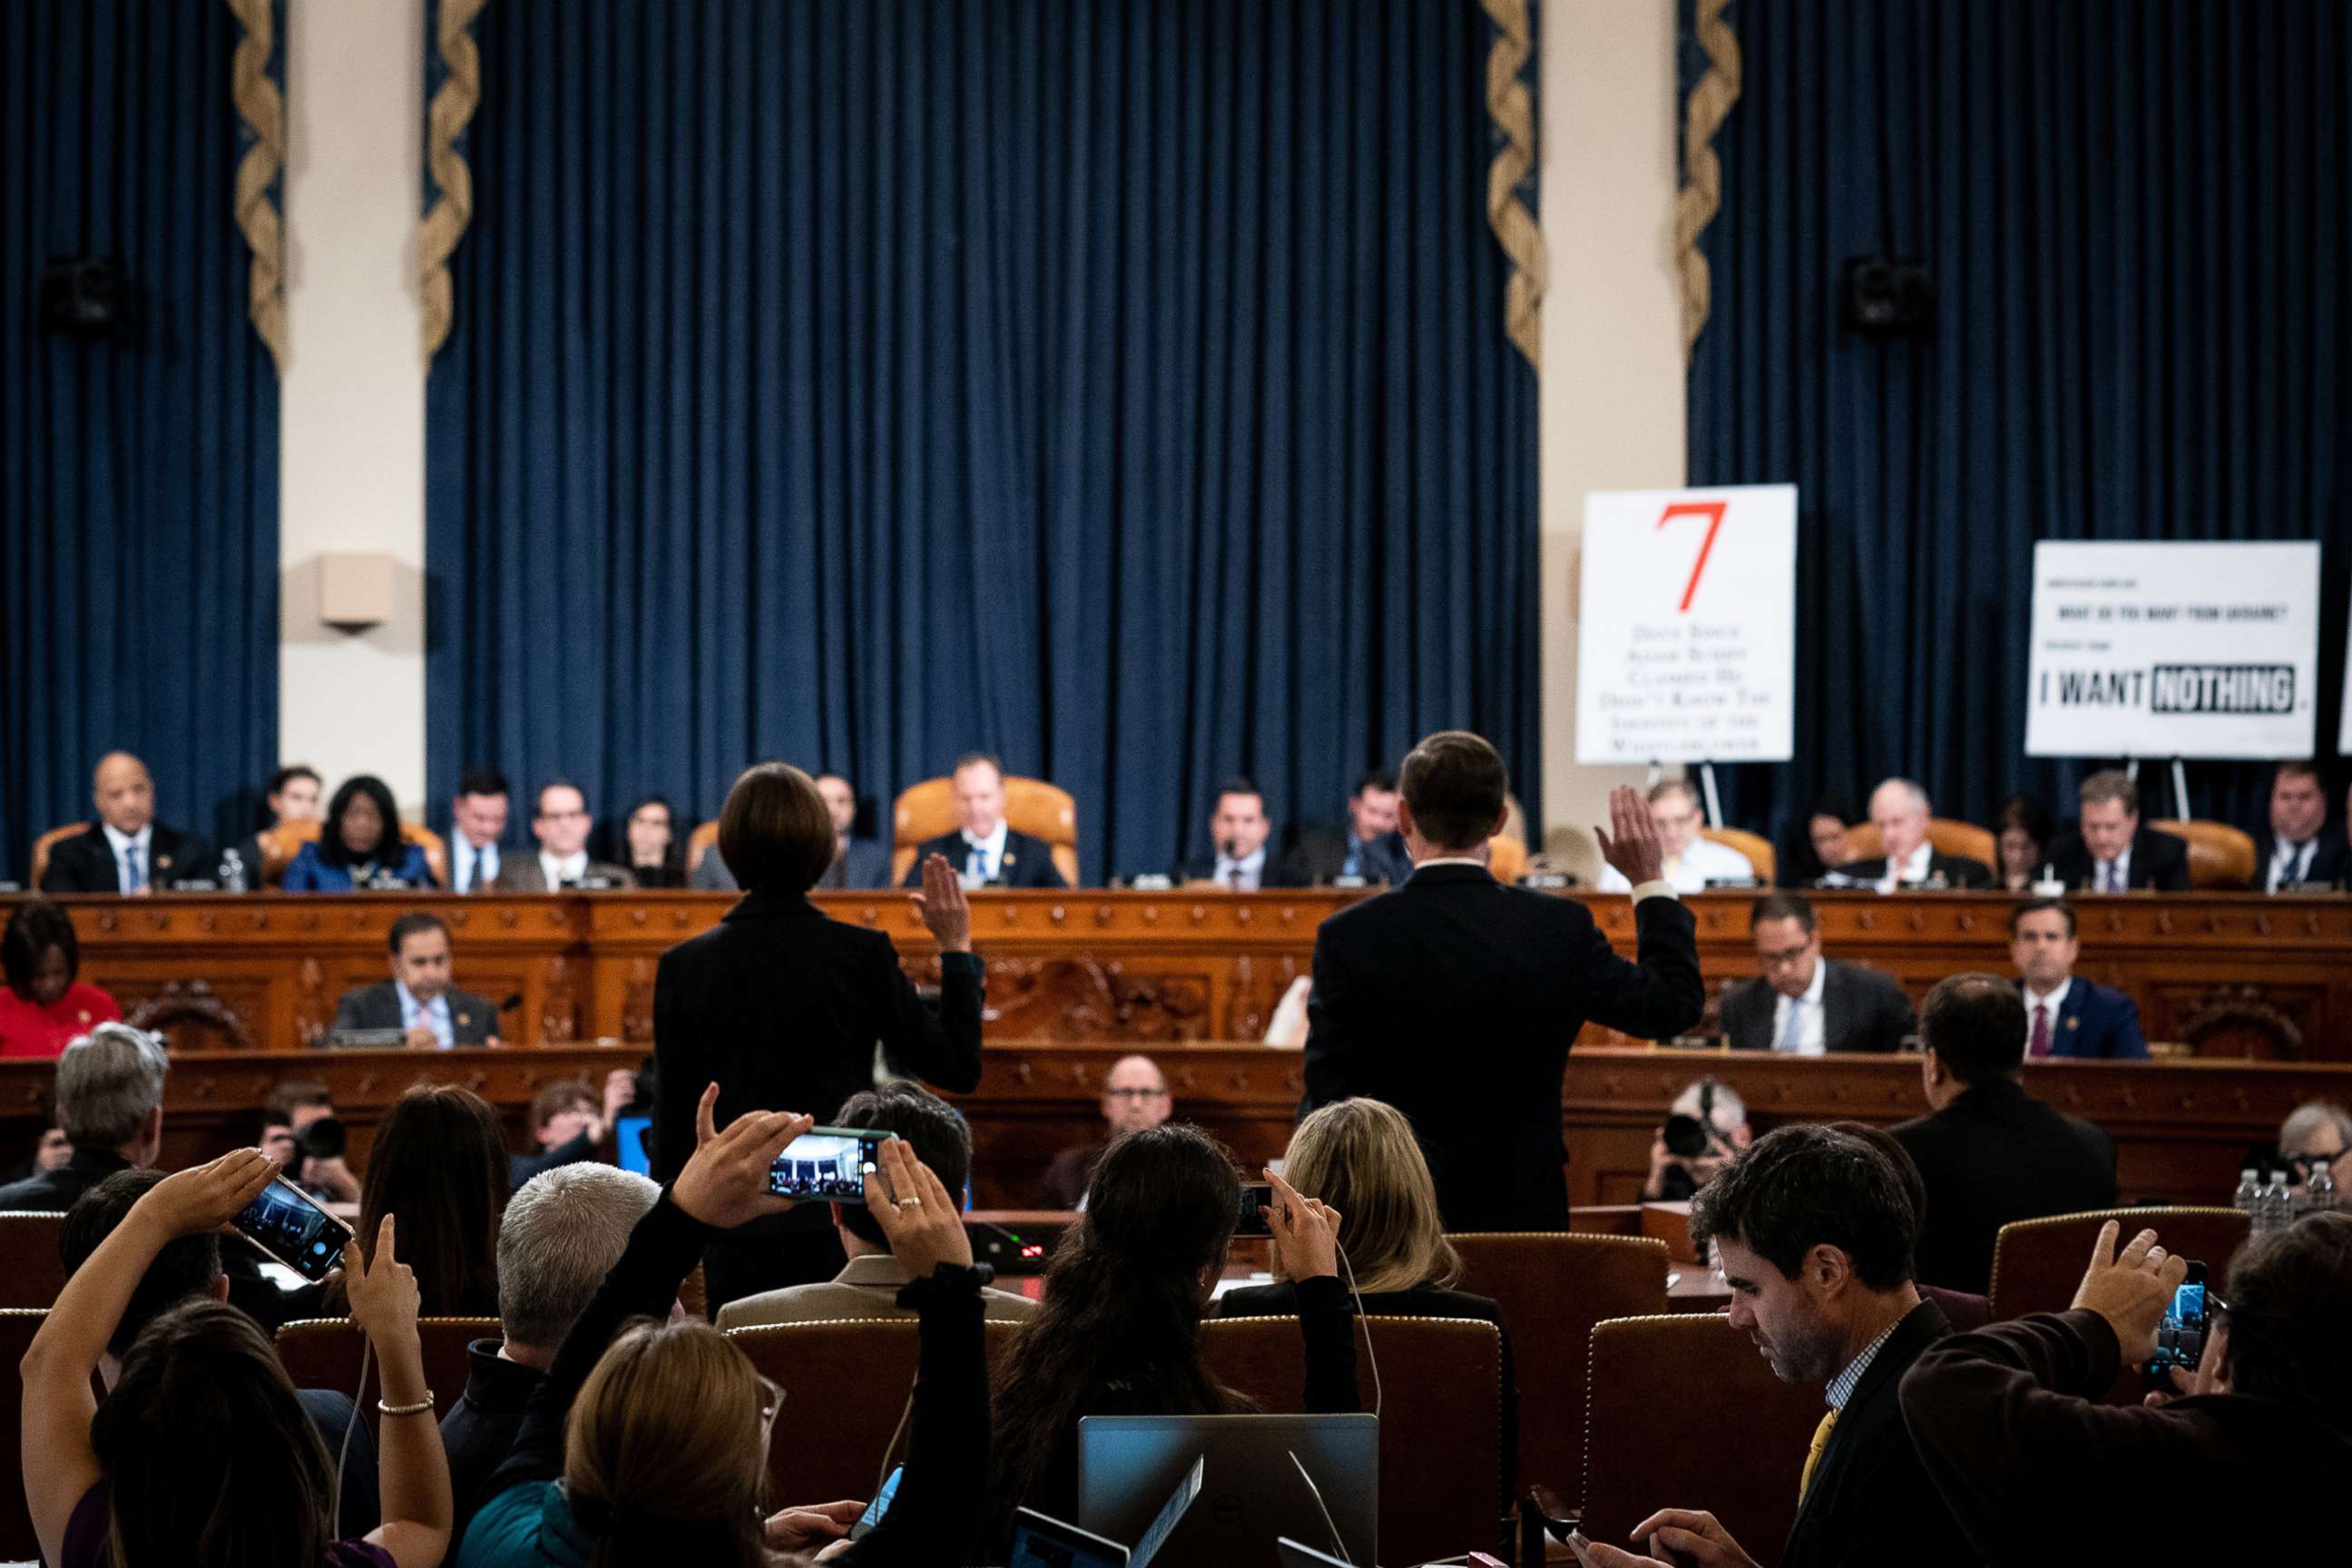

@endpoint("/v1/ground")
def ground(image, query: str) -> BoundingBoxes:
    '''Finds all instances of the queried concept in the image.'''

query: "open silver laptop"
[1076,1413,1377,1568]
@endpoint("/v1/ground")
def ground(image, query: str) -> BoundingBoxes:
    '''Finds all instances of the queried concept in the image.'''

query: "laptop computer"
[1276,1543,1353,1568]
[1010,1455,1203,1567]
[1076,1413,1377,1568]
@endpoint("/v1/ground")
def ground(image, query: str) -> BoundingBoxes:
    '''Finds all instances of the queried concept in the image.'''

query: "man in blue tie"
[39,752,215,895]
[446,769,511,894]
[902,753,1068,889]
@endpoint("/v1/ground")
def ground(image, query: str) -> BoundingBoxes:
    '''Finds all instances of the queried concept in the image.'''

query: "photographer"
[261,1080,360,1203]
[1640,1077,1750,1201]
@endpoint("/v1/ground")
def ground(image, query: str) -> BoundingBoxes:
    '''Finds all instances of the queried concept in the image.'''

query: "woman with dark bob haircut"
[652,762,984,1308]
[0,899,122,1057]
[282,775,436,891]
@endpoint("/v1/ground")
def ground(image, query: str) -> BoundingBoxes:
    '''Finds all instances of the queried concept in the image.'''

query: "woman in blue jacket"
[282,775,436,891]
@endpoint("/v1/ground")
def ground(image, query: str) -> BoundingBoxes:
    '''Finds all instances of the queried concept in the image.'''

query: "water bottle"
[2232,1169,2261,1222]
[2305,1159,2337,1217]
[218,847,248,893]
[2259,1170,2294,1235]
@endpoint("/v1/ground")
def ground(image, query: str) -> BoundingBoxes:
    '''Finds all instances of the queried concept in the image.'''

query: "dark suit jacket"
[40,822,217,893]
[492,855,638,892]
[1889,1077,2117,1296]
[507,1128,600,1192]
[1173,853,1298,888]
[1828,850,1993,889]
[815,837,893,890]
[2251,827,2352,890]
[0,1146,133,1210]
[1301,866,1702,1230]
[1723,959,1916,1054]
[1784,1299,1975,1568]
[329,980,500,1045]
[2045,828,2191,891]
[1274,824,1413,887]
[902,828,1067,888]
[2025,976,2148,1059]
[1900,1308,2352,1563]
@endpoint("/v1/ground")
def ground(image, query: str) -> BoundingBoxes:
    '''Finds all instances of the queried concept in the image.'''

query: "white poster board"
[1575,485,1797,764]
[2024,541,2320,760]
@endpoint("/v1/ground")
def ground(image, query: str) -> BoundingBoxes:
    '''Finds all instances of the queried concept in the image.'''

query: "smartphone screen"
[234,1177,355,1282]
[1234,1180,1276,1239]
[768,1127,887,1204]
[2145,1260,2208,1385]
[848,1465,902,1541]
[613,1113,653,1178]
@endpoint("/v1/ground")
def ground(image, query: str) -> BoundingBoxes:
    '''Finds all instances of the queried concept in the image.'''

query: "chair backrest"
[1989,1207,2252,1320]
[1487,834,1530,884]
[269,818,450,887]
[727,1318,1025,1504]
[1918,1284,1993,1336]
[891,775,1081,886]
[274,1316,498,1432]
[686,818,721,872]
[0,1212,67,1308]
[2150,819,2257,889]
[1447,1232,1669,1510]
[0,1308,45,1559]
[1202,1315,1506,1567]
[29,823,85,889]
[1700,826,1775,884]
[1583,1315,1823,1557]
[1841,818,1999,869]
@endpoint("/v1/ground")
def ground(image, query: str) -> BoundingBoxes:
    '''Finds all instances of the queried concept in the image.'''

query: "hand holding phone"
[139,1147,279,1240]
[1263,1166,1341,1281]
[232,1175,356,1282]
[769,1128,889,1203]
[670,1083,815,1230]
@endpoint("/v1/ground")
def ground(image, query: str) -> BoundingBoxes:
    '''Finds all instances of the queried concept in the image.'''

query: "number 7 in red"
[1655,499,1729,613]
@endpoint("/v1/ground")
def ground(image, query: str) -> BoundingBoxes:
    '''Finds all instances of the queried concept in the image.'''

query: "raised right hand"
[1594,785,1667,887]
[670,1083,814,1229]
[907,852,974,953]
[2070,1220,2188,1362]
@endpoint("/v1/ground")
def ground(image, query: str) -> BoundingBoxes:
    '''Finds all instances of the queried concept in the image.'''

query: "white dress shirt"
[396,980,455,1050]
[539,849,589,888]
[1770,960,1829,1055]
[102,822,155,893]
[1878,841,1935,893]
[2023,978,2072,1056]
[2268,838,2317,893]
[959,820,1011,884]
[1595,836,1758,893]
[453,837,500,893]
[1212,848,1269,890]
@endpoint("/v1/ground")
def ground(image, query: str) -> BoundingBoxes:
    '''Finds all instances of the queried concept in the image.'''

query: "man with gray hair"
[2278,1100,2352,1210]
[440,1161,660,1539]
[0,1021,167,1210]
[1832,777,1993,890]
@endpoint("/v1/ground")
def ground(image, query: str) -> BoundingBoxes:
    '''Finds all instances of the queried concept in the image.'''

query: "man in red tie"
[2009,898,2149,1060]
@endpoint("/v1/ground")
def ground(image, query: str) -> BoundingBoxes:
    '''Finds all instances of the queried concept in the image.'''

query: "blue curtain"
[424,0,1539,879]
[1681,1,2350,846]
[0,0,282,880]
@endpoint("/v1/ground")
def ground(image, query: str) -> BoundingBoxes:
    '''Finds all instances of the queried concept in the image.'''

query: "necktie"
[965,838,989,883]
[1777,998,1805,1053]
[1798,1409,1838,1502]
[125,843,146,893]
[2104,860,2123,893]
[2029,1001,2052,1059]
[1228,862,1247,891]
[2292,842,2311,887]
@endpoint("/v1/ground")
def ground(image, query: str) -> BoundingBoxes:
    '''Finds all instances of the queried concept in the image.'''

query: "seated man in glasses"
[1034,1054,1171,1209]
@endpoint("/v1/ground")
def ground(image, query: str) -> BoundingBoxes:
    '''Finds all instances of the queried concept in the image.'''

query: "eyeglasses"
[1105,1087,1169,1101]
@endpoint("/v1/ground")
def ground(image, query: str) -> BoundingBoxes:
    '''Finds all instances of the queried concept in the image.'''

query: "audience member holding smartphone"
[19,1148,451,1568]
[1898,1214,2352,1559]
[456,1084,990,1567]
[985,1124,1355,1553]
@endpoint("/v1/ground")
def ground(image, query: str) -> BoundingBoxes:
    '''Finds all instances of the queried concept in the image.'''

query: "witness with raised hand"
[456,1084,991,1568]
[985,1124,1354,1550]
[21,1149,452,1568]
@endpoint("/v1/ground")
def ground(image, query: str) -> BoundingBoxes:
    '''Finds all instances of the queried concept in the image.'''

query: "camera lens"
[297,1116,348,1161]
[1662,1113,1710,1159]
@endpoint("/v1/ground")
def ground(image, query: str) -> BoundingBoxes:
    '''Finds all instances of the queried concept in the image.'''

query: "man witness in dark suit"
[1830,777,1992,889]
[40,751,217,894]
[2009,897,2148,1059]
[902,751,1068,889]
[2046,769,2190,892]
[494,780,637,891]
[1579,1125,1975,1568]
[1176,778,1291,889]
[328,910,503,1049]
[1274,769,1413,886]
[446,769,512,895]
[1721,894,1916,1055]
[1900,1213,2352,1560]
[1889,973,2118,1296]
[1301,731,1702,1230]
[2252,759,2349,891]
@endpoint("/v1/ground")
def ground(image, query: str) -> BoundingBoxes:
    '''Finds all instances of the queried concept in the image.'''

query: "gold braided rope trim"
[419,0,487,362]
[1478,0,1546,369]
[224,0,287,373]
[1674,0,1741,361]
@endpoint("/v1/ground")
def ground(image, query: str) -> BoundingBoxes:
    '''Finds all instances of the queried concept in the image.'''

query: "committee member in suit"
[1722,894,1916,1055]
[1579,1125,1975,1568]
[2008,897,2148,1059]
[1301,731,1702,1230]
[903,751,1068,889]
[40,751,216,895]
[690,770,892,891]
[223,764,321,888]
[328,910,502,1049]
[1900,1214,2352,1561]
[2252,759,2349,891]
[446,768,511,894]
[1830,777,1993,889]
[280,774,436,891]
[1595,779,1760,892]
[1176,777,1294,889]
[655,761,985,1309]
[495,780,637,891]
[1274,769,1414,886]
[719,1083,1035,1328]
[1890,973,2118,1295]
[2046,769,2190,892]
[1035,1054,1171,1209]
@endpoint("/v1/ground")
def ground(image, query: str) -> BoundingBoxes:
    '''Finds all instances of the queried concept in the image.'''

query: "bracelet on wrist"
[377,1392,435,1417]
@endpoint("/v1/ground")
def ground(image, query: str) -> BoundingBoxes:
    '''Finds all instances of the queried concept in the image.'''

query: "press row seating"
[0,1210,67,1309]
[273,1316,498,1434]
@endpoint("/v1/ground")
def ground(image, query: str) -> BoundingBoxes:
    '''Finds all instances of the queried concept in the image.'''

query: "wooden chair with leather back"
[1583,1314,1824,1557]
[1448,1232,1670,1514]
[1202,1314,1508,1567]
[1700,826,1776,884]
[1487,834,1530,884]
[1989,1208,2252,1321]
[0,1213,68,1308]
[0,1308,46,1559]
[686,818,721,874]
[28,824,86,890]
[1839,818,2000,871]
[269,818,451,888]
[890,776,1080,886]
[273,1316,497,1433]
[726,1318,1025,1504]
[2150,820,2258,889]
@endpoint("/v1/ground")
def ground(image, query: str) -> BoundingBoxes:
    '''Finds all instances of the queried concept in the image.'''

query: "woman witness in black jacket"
[652,761,981,1310]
